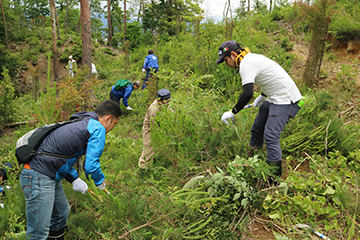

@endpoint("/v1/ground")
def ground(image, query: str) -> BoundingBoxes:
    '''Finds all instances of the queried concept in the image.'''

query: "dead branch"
[118,204,187,239]
[270,16,299,35]
[2,120,38,128]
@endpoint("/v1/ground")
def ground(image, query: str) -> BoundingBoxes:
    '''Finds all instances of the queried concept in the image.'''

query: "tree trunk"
[248,0,250,12]
[0,0,8,49]
[80,0,92,79]
[303,18,327,88]
[107,0,112,46]
[55,6,61,40]
[269,0,273,11]
[123,0,127,44]
[302,0,331,88]
[65,0,69,34]
[50,0,59,81]
[137,1,141,22]
[142,0,145,33]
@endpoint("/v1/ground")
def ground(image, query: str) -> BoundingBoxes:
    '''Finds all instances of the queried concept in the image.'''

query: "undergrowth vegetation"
[1,1,360,239]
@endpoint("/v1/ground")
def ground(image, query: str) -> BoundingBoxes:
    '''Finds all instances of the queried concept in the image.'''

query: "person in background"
[0,163,13,208]
[141,50,159,90]
[216,40,302,180]
[138,89,171,169]
[66,55,77,78]
[110,80,141,111]
[0,162,12,183]
[91,63,98,80]
[19,100,121,240]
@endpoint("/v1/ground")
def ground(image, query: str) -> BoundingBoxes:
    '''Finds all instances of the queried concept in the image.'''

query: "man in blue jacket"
[110,80,141,110]
[142,49,159,90]
[19,100,121,240]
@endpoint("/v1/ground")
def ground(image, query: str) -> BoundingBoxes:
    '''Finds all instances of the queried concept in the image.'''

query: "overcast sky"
[200,0,241,21]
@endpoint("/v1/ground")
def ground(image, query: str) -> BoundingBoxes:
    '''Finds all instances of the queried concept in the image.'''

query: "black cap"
[216,40,241,64]
[157,89,171,101]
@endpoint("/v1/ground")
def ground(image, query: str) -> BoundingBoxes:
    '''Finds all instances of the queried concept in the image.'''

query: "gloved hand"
[253,95,266,107]
[221,110,235,124]
[142,68,146,73]
[97,181,106,190]
[126,106,133,110]
[72,178,88,194]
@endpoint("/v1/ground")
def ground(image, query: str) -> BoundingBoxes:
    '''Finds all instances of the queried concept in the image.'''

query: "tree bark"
[248,0,250,12]
[137,1,141,22]
[107,0,112,46]
[80,0,92,79]
[55,5,61,40]
[50,0,59,82]
[0,0,8,49]
[123,0,127,44]
[65,0,69,34]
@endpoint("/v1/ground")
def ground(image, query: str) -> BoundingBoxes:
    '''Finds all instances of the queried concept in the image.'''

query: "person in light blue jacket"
[19,100,121,240]
[110,80,141,110]
[142,49,160,90]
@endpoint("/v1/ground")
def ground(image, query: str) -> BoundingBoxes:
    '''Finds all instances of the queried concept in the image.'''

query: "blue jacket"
[111,84,133,107]
[143,54,159,70]
[28,111,106,186]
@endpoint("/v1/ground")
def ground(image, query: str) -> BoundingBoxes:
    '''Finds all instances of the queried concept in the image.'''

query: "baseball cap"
[216,40,241,63]
[157,89,171,101]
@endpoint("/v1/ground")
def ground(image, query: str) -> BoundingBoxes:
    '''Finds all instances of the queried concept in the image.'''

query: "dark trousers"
[110,90,120,104]
[250,101,300,162]
[142,68,159,90]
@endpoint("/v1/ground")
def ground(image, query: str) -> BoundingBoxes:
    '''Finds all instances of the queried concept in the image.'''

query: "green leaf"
[273,231,292,240]
[318,196,327,205]
[268,211,280,219]
[332,196,342,206]
[323,185,335,195]
[233,193,241,201]
[265,194,273,201]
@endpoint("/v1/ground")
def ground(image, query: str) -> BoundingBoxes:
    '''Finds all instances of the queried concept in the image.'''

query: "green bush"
[0,68,16,124]
[330,1,360,40]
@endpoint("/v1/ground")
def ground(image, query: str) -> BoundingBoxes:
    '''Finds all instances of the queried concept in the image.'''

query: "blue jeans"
[142,68,159,90]
[20,168,70,240]
[250,101,300,162]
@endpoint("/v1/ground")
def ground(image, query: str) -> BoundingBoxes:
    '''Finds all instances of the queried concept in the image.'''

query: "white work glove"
[142,68,146,73]
[72,178,88,194]
[221,110,235,124]
[126,106,133,110]
[253,95,266,107]
[97,181,106,190]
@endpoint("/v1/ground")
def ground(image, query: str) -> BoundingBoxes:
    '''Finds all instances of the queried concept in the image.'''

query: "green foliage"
[282,90,360,156]
[263,150,360,238]
[334,63,358,94]
[0,164,27,238]
[170,155,269,239]
[143,0,202,36]
[60,37,82,62]
[329,0,360,40]
[0,46,20,81]
[1,2,360,239]
[0,68,16,124]
[32,83,60,125]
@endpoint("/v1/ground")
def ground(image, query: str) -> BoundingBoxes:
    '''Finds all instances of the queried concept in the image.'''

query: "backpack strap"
[32,151,78,159]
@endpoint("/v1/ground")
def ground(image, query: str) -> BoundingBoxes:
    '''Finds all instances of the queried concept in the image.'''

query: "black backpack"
[15,118,83,164]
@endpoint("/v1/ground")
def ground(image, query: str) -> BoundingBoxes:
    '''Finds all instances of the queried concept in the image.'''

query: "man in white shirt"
[67,55,77,78]
[91,63,98,80]
[216,40,303,179]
